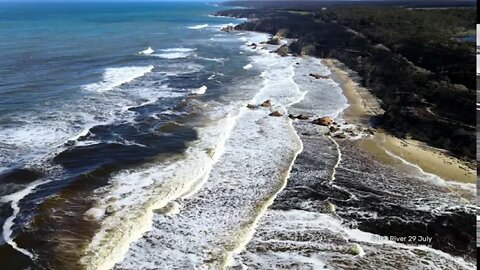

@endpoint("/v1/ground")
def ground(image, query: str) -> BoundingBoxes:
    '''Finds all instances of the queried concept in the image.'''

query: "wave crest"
[83,66,154,92]
[188,24,208,29]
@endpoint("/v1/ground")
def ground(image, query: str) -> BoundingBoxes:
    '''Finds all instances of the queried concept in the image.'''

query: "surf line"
[80,112,243,270]
[218,60,306,268]
[383,149,471,204]
[327,135,342,185]
[1,179,50,259]
[219,111,304,269]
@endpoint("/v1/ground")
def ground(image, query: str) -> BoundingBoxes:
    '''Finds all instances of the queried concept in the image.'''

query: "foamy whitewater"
[0,2,476,270]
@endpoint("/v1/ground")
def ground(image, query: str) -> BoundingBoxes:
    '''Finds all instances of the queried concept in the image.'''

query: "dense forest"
[216,6,476,160]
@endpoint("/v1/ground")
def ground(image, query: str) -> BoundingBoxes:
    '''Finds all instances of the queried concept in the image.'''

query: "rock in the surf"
[309,73,329,79]
[324,201,336,213]
[220,25,234,32]
[329,125,340,132]
[289,114,310,120]
[154,202,180,216]
[105,205,116,215]
[275,44,289,57]
[365,128,375,135]
[269,111,284,117]
[313,116,334,126]
[333,132,347,139]
[261,100,272,107]
[247,104,258,109]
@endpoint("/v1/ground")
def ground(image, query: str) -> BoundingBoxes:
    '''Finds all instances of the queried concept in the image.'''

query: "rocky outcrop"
[246,104,258,109]
[220,25,234,32]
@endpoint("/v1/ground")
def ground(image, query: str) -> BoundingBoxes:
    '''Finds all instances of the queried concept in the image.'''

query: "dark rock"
[289,114,310,120]
[333,133,347,139]
[247,104,258,109]
[275,44,289,57]
[220,25,234,32]
[64,140,76,147]
[261,100,272,107]
[365,128,375,135]
[309,73,329,79]
[329,126,340,132]
[269,111,283,117]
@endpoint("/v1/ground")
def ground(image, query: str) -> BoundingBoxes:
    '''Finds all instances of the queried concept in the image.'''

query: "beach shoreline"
[224,33,476,267]
[323,58,476,184]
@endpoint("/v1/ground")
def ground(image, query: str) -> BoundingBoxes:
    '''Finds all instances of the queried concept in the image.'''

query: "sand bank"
[323,59,476,183]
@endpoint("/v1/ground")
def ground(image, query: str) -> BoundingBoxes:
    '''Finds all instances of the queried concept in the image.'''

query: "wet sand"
[323,58,476,184]
[229,54,476,269]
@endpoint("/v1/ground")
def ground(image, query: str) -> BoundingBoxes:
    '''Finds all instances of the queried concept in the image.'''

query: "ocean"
[0,1,256,268]
[0,2,476,270]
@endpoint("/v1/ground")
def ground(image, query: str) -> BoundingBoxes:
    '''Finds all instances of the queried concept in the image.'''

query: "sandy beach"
[323,58,476,184]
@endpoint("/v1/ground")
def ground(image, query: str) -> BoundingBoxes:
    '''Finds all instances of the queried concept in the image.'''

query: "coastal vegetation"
[216,5,476,160]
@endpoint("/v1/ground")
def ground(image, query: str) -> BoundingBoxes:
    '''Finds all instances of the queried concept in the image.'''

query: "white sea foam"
[80,105,242,270]
[232,209,475,269]
[76,31,308,269]
[161,48,197,52]
[2,179,50,259]
[288,56,348,118]
[83,66,154,92]
[84,207,105,221]
[224,51,474,270]
[196,56,227,63]
[188,24,208,29]
[190,85,207,95]
[242,63,253,70]
[110,34,307,269]
[138,47,154,55]
[152,48,197,59]
[0,64,174,180]
[152,52,191,59]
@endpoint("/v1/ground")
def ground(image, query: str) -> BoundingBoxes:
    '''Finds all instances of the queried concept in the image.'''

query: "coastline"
[323,58,476,184]
[224,33,476,267]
